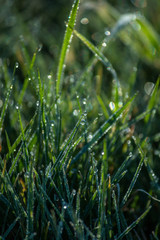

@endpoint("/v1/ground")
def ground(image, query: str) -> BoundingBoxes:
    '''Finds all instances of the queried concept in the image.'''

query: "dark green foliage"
[0,0,160,239]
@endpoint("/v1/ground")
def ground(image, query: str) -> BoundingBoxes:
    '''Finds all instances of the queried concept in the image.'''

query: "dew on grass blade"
[15,62,19,69]
[73,109,79,116]
[83,98,86,105]
[80,17,89,25]
[102,42,107,47]
[105,30,111,36]
[144,82,155,95]
[109,101,115,111]
[47,74,52,79]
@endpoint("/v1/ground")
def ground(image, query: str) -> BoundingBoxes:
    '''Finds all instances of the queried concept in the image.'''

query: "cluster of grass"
[0,0,160,239]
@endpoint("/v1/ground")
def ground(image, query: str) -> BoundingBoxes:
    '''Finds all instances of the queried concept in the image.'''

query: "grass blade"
[115,206,152,240]
[121,137,145,207]
[56,0,80,97]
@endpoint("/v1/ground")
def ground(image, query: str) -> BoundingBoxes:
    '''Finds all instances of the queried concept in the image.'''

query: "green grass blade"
[3,217,20,239]
[72,28,118,81]
[56,0,80,97]
[116,206,152,240]
[0,84,13,134]
[6,112,37,162]
[71,94,137,164]
[97,95,110,119]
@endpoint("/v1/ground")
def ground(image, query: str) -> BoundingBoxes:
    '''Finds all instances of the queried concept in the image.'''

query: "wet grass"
[0,0,160,239]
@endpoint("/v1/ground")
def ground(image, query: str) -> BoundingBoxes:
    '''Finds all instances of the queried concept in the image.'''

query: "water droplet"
[144,82,155,95]
[81,17,89,25]
[72,189,76,196]
[36,101,40,107]
[88,134,93,141]
[109,101,115,111]
[16,105,19,110]
[81,118,86,125]
[28,77,31,81]
[118,101,123,107]
[38,44,43,52]
[73,109,79,116]
[105,30,111,36]
[102,42,107,47]
[101,151,104,156]
[63,205,67,209]
[83,98,86,105]
[48,74,52,79]
[15,62,19,68]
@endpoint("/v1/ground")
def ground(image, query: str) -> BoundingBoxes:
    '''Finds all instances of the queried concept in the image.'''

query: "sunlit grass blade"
[71,94,137,164]
[115,206,152,240]
[56,0,80,97]
[71,28,118,81]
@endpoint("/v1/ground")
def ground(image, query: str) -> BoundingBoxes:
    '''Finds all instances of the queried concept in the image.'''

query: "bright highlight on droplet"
[47,75,52,79]
[102,42,107,47]
[144,82,155,95]
[80,17,89,25]
[105,30,111,36]
[131,0,147,8]
[109,102,115,111]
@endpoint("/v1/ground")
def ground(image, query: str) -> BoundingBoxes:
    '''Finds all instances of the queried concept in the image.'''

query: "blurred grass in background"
[0,0,160,239]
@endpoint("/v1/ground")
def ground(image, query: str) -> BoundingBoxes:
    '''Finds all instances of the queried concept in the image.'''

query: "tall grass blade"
[2,217,20,239]
[115,206,152,240]
[56,0,80,97]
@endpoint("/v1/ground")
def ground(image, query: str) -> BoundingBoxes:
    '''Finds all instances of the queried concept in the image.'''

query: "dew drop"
[72,189,76,196]
[105,30,111,36]
[102,42,107,47]
[36,101,40,107]
[81,17,89,25]
[38,44,43,52]
[81,118,86,125]
[109,101,115,111]
[73,109,79,116]
[144,82,154,95]
[83,98,86,105]
[48,75,52,79]
[15,62,19,69]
